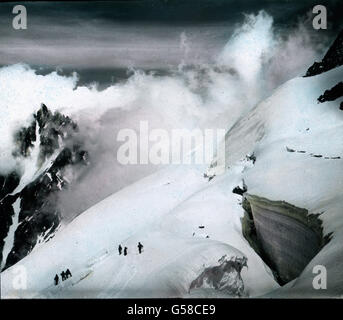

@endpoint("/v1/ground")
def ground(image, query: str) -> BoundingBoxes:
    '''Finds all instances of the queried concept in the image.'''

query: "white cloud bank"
[0,11,324,218]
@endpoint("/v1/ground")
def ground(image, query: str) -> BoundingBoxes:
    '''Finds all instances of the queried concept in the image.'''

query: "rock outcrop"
[0,104,88,271]
[318,81,343,104]
[305,30,343,77]
[190,255,247,297]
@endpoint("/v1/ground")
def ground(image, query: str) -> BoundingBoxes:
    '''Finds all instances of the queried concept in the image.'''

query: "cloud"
[0,10,328,220]
[0,19,232,69]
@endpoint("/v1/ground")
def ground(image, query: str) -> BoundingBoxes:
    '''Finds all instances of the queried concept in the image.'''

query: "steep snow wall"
[243,194,328,285]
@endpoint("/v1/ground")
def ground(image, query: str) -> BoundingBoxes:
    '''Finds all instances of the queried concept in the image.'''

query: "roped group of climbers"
[53,242,144,285]
[118,242,143,256]
[54,269,72,286]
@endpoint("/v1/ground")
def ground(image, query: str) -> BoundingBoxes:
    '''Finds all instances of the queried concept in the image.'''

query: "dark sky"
[0,0,342,74]
[0,0,342,24]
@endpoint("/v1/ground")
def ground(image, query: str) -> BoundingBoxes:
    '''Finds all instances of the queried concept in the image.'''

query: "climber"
[124,247,128,256]
[137,242,143,254]
[118,244,123,255]
[61,271,66,281]
[54,274,59,286]
[66,269,72,279]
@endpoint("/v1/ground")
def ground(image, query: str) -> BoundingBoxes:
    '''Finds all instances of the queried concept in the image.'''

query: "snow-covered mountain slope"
[1,162,278,298]
[208,62,343,296]
[246,67,343,297]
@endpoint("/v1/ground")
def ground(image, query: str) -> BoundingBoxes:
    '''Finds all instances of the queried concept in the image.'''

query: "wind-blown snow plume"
[218,11,275,103]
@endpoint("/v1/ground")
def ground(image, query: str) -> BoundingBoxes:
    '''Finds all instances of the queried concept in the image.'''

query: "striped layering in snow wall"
[242,194,331,285]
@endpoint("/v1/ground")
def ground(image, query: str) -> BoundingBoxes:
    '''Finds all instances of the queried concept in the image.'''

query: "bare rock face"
[0,104,89,271]
[318,82,343,104]
[305,30,343,77]
[189,255,247,297]
[242,194,331,285]
[0,194,18,266]
[0,172,20,199]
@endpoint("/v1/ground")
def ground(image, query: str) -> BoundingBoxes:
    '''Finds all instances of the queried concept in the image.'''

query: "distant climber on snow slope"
[54,274,59,286]
[60,271,66,281]
[138,242,144,254]
[66,269,72,279]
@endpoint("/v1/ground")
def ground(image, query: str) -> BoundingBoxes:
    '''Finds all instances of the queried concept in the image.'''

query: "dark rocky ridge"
[318,81,343,105]
[242,194,331,285]
[13,104,78,163]
[232,180,247,196]
[305,30,343,77]
[0,104,88,271]
[0,194,18,266]
[0,172,20,199]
